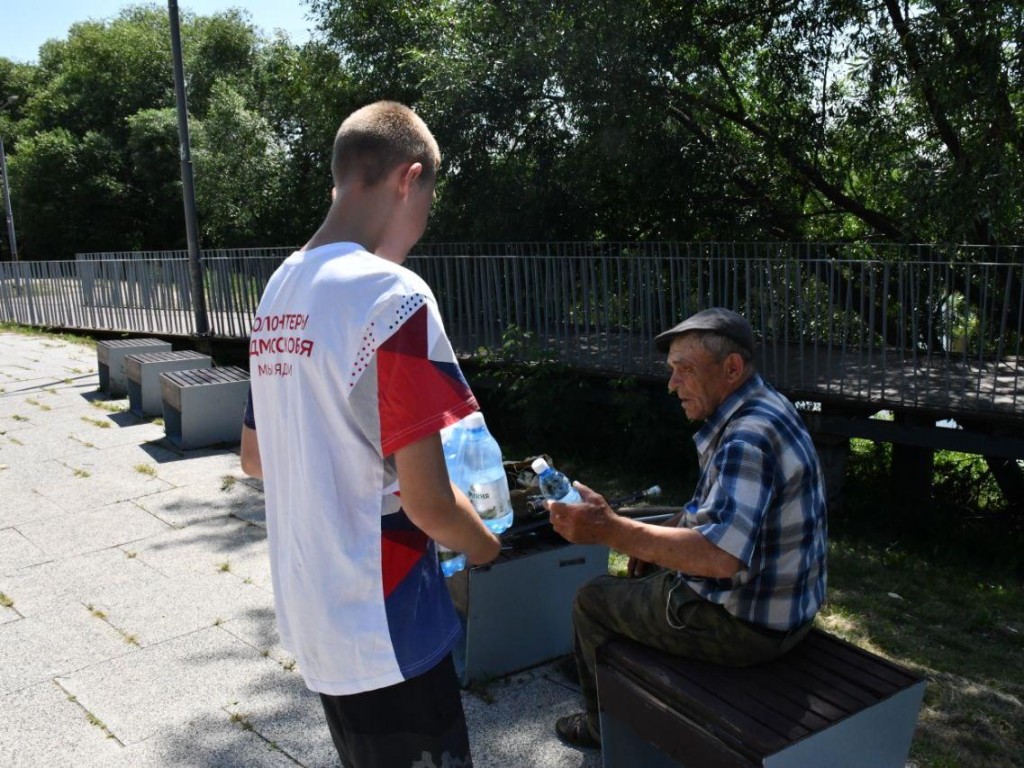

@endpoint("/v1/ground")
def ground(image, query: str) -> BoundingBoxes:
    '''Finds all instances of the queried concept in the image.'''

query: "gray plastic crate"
[160,366,249,449]
[125,350,212,416]
[96,338,171,396]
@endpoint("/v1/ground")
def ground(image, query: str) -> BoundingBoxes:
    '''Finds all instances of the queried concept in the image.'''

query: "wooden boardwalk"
[3,261,1023,456]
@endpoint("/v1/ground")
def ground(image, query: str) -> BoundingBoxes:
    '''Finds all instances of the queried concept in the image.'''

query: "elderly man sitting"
[549,307,828,750]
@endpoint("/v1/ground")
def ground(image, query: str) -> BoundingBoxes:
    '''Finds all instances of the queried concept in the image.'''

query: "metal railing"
[1,242,1021,420]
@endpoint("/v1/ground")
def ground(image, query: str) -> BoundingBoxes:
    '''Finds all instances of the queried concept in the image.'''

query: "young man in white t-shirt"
[240,101,501,767]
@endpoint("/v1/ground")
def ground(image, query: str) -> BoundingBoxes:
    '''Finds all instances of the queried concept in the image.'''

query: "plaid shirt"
[678,373,828,631]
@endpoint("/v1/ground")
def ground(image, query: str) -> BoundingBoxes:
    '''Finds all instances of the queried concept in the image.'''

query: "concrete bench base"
[160,366,249,450]
[96,338,171,396]
[125,351,212,416]
[597,629,925,768]
[447,539,609,685]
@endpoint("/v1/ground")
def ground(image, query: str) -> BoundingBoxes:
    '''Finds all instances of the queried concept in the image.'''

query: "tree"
[251,38,366,245]
[3,4,295,258]
[192,81,286,247]
[307,0,1024,245]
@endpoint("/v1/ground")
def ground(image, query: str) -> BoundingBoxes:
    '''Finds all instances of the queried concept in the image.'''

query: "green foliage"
[307,0,1024,245]
[4,1,1024,254]
[1,4,300,259]
[125,107,186,249]
[469,326,695,489]
[193,81,286,246]
[838,438,1021,579]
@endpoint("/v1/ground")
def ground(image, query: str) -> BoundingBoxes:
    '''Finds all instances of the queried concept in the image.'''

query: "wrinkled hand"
[547,482,616,546]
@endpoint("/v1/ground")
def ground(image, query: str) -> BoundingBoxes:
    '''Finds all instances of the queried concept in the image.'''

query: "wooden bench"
[124,350,212,416]
[96,338,170,396]
[596,629,925,768]
[159,366,249,449]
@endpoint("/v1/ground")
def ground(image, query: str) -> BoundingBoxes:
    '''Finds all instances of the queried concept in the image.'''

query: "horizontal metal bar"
[803,413,1024,459]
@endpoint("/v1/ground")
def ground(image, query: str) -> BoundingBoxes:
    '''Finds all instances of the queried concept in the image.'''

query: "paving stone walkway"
[0,331,599,767]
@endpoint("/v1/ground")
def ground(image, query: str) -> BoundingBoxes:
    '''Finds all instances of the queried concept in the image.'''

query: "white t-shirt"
[247,242,478,695]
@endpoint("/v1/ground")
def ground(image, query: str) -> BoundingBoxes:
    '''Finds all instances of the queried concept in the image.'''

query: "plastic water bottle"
[531,458,583,503]
[438,419,471,576]
[437,544,466,578]
[441,418,468,489]
[459,412,514,534]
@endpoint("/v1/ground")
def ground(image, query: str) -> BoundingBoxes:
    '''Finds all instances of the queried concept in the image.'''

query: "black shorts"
[318,654,472,767]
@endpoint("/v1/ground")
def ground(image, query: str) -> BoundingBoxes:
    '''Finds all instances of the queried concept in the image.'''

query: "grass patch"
[11,414,28,422]
[8,435,24,446]
[69,435,95,448]
[85,712,109,731]
[0,592,13,609]
[821,539,1024,766]
[220,475,237,492]
[0,323,95,347]
[72,467,91,478]
[217,561,231,573]
[25,397,51,411]
[91,400,125,413]
[229,712,255,732]
[134,463,156,476]
[80,416,111,429]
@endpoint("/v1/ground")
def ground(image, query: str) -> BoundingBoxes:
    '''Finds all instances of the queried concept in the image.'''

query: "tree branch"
[668,89,908,240]
[664,102,802,240]
[883,0,965,165]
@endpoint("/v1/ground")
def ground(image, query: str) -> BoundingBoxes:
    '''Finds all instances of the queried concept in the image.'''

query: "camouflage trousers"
[571,570,811,739]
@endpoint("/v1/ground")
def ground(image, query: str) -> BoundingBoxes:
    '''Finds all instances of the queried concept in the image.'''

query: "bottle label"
[468,478,512,520]
[540,475,571,500]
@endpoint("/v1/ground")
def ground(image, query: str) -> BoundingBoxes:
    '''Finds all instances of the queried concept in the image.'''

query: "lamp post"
[167,0,210,338]
[0,95,18,262]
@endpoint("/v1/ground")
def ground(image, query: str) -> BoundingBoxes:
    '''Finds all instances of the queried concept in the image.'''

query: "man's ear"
[397,162,424,198]
[724,352,746,381]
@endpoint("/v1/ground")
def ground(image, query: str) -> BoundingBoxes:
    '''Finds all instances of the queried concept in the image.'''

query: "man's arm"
[627,509,684,577]
[549,483,742,579]
[240,425,263,479]
[395,431,501,565]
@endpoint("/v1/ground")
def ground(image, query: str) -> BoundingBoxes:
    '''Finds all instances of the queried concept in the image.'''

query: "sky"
[0,0,317,64]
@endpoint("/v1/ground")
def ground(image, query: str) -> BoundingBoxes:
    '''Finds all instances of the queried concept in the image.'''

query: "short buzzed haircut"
[331,101,441,188]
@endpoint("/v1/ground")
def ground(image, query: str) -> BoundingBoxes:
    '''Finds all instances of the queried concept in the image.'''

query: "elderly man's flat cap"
[654,307,755,354]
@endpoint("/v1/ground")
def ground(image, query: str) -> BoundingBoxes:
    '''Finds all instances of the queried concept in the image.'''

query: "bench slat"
[631,654,824,740]
[163,366,248,388]
[798,634,913,696]
[772,653,878,713]
[605,644,792,755]
[719,662,839,729]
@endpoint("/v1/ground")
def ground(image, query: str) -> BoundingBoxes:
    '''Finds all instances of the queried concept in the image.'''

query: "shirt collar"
[692,372,764,455]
